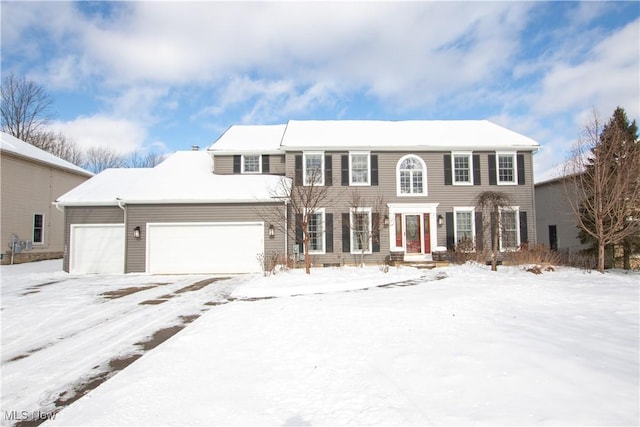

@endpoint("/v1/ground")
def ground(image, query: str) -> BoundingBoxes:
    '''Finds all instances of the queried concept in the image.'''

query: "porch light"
[437,215,444,227]
[383,215,389,227]
[133,226,141,239]
[268,224,275,238]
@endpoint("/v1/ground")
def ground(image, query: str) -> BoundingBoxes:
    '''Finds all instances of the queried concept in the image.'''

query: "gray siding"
[535,180,585,252]
[213,154,286,175]
[285,150,536,264]
[63,206,124,272]
[125,203,286,273]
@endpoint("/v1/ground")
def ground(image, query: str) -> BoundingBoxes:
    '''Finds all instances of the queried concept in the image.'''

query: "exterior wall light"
[133,226,141,239]
[437,215,444,227]
[268,224,275,238]
[383,215,389,227]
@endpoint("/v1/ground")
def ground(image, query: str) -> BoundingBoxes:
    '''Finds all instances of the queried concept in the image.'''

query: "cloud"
[50,115,147,154]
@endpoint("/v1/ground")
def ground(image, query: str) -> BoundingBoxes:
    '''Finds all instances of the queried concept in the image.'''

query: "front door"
[405,215,421,254]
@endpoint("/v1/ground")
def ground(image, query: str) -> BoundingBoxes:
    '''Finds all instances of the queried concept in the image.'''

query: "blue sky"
[2,1,638,180]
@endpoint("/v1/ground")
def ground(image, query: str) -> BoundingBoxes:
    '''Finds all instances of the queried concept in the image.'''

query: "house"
[1,132,92,264]
[55,120,540,274]
[534,175,586,254]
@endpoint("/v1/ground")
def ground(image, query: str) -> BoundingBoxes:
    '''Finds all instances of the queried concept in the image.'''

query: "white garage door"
[70,224,125,274]
[146,222,264,274]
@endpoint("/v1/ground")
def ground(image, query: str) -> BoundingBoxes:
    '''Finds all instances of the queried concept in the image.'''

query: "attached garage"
[146,222,264,274]
[70,224,125,274]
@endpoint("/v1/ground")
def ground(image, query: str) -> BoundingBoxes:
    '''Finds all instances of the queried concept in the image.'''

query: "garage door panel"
[147,222,263,274]
[70,224,125,274]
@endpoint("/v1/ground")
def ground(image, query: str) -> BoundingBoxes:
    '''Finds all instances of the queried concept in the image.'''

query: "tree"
[127,150,165,168]
[1,73,53,142]
[83,146,126,173]
[29,130,84,166]
[475,190,514,271]
[565,107,640,273]
[347,188,385,267]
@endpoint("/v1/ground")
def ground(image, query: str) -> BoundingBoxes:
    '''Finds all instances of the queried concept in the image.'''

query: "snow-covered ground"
[2,261,639,426]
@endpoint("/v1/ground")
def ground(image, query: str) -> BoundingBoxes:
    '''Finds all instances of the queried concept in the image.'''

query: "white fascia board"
[281,145,539,152]
[208,149,284,155]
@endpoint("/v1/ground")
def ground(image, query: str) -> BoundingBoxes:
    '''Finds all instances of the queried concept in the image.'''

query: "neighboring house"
[1,132,92,264]
[534,176,586,254]
[55,120,540,274]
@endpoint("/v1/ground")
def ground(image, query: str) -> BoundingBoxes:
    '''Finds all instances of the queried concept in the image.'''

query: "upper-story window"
[242,155,261,173]
[304,152,324,186]
[497,152,516,184]
[397,155,426,196]
[453,152,472,184]
[350,152,370,185]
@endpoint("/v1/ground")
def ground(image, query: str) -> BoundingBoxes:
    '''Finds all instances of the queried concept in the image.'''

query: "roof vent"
[192,145,199,151]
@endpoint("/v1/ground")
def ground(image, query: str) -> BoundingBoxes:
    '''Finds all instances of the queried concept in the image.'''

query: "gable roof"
[209,120,540,152]
[0,132,93,177]
[55,150,290,206]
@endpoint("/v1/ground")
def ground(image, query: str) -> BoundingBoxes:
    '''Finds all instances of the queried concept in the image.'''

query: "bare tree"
[564,108,640,273]
[29,130,84,166]
[347,188,385,267]
[1,73,53,142]
[83,146,126,173]
[127,150,165,168]
[475,191,514,271]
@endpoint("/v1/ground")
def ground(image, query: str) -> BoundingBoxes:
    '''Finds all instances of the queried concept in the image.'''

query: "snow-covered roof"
[56,151,290,206]
[0,132,92,176]
[209,124,286,154]
[208,120,540,152]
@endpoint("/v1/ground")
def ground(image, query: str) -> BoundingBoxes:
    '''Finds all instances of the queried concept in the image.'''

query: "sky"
[1,1,639,181]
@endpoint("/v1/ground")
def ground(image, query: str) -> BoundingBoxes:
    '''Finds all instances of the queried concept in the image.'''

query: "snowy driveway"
[1,260,249,424]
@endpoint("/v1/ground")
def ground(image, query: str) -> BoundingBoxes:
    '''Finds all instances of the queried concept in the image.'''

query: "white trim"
[33,212,45,245]
[241,154,261,174]
[499,206,520,251]
[303,151,325,186]
[453,207,476,250]
[452,152,473,186]
[306,208,326,255]
[396,154,427,196]
[350,207,372,254]
[349,151,371,186]
[496,151,517,186]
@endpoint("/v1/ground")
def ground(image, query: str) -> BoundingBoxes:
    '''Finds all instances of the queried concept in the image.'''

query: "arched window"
[397,155,426,196]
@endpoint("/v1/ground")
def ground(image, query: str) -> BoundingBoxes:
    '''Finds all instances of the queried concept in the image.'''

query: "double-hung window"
[453,153,472,184]
[33,213,44,244]
[397,155,426,195]
[500,207,520,251]
[497,152,516,184]
[307,209,325,253]
[454,208,475,248]
[350,207,372,254]
[303,152,324,186]
[350,152,370,186]
[242,155,261,173]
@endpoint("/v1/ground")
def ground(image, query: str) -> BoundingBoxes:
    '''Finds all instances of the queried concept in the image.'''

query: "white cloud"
[50,116,147,154]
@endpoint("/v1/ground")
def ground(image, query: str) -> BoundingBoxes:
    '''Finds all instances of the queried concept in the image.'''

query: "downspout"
[284,199,289,257]
[116,199,127,273]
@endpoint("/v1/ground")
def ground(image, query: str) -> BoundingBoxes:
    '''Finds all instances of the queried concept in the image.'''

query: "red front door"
[405,215,421,253]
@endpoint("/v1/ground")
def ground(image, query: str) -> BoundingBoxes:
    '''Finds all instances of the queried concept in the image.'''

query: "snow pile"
[40,263,638,427]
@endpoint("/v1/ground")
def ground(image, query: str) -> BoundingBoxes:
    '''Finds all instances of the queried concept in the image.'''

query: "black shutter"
[371,155,379,186]
[488,154,497,185]
[517,154,525,185]
[341,155,349,186]
[295,155,302,186]
[342,213,350,252]
[372,212,380,252]
[444,154,452,185]
[519,211,528,245]
[295,214,303,245]
[490,211,497,250]
[262,155,270,174]
[473,154,481,185]
[325,213,333,253]
[475,211,484,251]
[233,155,241,174]
[446,212,455,250]
[325,155,333,186]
